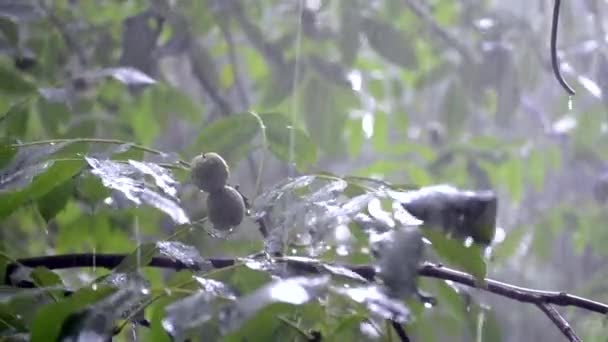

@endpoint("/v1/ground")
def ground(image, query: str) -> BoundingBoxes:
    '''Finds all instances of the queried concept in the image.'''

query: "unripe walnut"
[190,152,229,193]
[206,186,245,230]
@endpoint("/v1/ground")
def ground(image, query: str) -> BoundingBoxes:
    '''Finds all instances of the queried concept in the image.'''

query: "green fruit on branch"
[190,152,229,193]
[207,186,245,230]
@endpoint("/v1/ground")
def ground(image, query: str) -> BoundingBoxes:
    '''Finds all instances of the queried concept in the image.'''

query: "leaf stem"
[13,139,191,168]
[250,111,267,196]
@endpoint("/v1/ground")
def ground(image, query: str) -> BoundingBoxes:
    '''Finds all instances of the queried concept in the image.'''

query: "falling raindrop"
[568,96,573,111]
[135,216,141,273]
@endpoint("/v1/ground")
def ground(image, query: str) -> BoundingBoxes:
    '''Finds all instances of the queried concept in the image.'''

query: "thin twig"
[536,302,581,342]
[390,321,410,342]
[221,24,250,110]
[187,27,260,190]
[188,42,233,117]
[37,0,88,67]
[551,0,576,95]
[13,138,191,168]
[402,0,475,63]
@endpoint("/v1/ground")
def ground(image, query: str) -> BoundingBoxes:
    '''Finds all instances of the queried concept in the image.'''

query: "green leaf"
[1,100,30,138]
[345,117,364,158]
[0,15,18,46]
[224,303,302,342]
[36,96,71,137]
[0,137,17,169]
[328,314,366,340]
[493,226,527,262]
[30,286,115,342]
[113,243,157,274]
[377,227,424,298]
[468,303,503,341]
[441,78,470,136]
[260,112,317,171]
[0,63,37,95]
[423,230,487,281]
[261,60,302,108]
[300,76,358,156]
[372,110,389,151]
[36,178,75,222]
[193,112,260,166]
[147,297,172,342]
[0,160,84,220]
[362,16,417,68]
[498,157,524,203]
[85,157,189,225]
[0,303,28,332]
[31,267,63,287]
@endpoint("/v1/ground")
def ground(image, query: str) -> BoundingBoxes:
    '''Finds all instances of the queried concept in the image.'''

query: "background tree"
[1,0,608,341]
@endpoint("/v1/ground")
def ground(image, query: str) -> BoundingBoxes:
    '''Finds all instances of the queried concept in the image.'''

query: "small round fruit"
[207,186,245,230]
[190,152,229,193]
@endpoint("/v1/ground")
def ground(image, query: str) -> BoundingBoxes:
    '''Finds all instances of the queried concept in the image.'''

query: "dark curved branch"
[551,0,576,95]
[536,303,581,342]
[5,254,608,318]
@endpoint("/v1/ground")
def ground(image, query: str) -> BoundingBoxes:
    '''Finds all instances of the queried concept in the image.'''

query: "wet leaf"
[219,276,330,334]
[332,285,410,323]
[57,287,148,341]
[390,185,497,245]
[250,175,317,218]
[156,241,205,267]
[0,63,37,95]
[100,66,156,86]
[1,100,29,138]
[260,112,317,171]
[162,291,227,340]
[0,159,84,220]
[423,230,487,281]
[30,267,63,287]
[362,17,417,68]
[30,286,116,342]
[128,160,180,198]
[113,243,157,274]
[193,112,260,166]
[85,157,189,224]
[376,227,424,298]
[193,276,237,299]
[36,177,75,222]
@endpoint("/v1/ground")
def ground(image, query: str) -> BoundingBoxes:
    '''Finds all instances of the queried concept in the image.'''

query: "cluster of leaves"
[1,0,608,340]
[0,143,499,341]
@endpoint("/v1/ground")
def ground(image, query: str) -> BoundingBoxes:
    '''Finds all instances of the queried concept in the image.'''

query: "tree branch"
[550,0,576,95]
[5,253,608,318]
[536,303,581,342]
[402,0,475,64]
[390,321,410,342]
